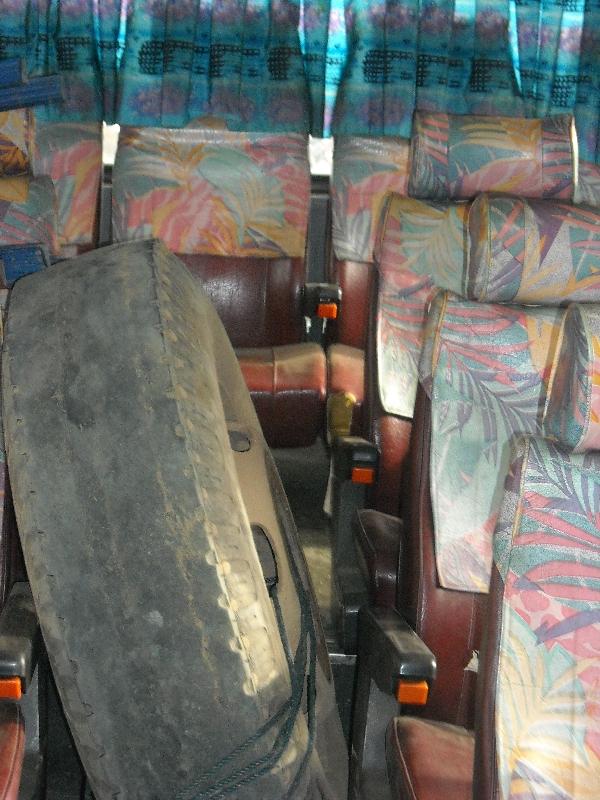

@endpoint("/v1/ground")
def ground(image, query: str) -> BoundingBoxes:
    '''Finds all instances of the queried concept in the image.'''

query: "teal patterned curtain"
[0,1,598,151]
[0,0,125,121]
[332,0,600,164]
[117,0,330,133]
[0,1,332,134]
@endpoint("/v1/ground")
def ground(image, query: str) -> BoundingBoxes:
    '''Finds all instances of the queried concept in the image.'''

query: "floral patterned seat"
[0,176,57,256]
[111,125,326,448]
[387,302,600,799]
[409,112,576,201]
[31,120,103,257]
[388,438,600,799]
[326,136,411,439]
[0,112,57,253]
[361,112,580,516]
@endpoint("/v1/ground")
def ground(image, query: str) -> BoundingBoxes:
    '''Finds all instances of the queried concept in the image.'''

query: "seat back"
[31,120,103,257]
[475,434,600,797]
[402,293,563,727]
[112,126,311,349]
[368,196,468,511]
[475,305,600,793]
[366,112,578,516]
[400,197,600,725]
[330,136,410,350]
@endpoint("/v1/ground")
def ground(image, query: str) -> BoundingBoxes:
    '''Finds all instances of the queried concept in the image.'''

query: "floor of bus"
[45,441,340,799]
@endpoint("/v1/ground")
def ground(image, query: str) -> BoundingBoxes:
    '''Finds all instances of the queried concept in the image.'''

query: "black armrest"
[332,435,378,483]
[359,606,436,696]
[303,282,341,320]
[350,606,437,797]
[330,437,379,653]
[0,582,41,694]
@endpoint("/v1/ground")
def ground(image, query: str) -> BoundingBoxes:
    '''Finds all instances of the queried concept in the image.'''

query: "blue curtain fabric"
[0,0,124,121]
[0,0,331,133]
[0,0,597,154]
[118,0,330,133]
[332,0,600,164]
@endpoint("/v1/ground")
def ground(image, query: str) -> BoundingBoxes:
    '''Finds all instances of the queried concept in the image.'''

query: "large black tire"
[3,241,347,799]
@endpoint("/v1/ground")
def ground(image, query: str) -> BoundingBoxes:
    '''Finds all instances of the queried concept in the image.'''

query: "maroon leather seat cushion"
[353,509,401,608]
[387,717,473,800]
[179,254,304,348]
[0,703,24,800]
[327,343,364,435]
[238,344,326,448]
[179,254,327,447]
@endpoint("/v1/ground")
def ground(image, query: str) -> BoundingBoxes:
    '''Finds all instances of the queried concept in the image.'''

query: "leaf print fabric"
[493,437,600,799]
[331,136,410,262]
[467,195,600,304]
[0,111,33,177]
[0,176,58,255]
[32,122,103,252]
[112,127,310,258]
[544,304,600,453]
[409,113,576,201]
[375,195,467,417]
[419,292,563,592]
[576,162,600,208]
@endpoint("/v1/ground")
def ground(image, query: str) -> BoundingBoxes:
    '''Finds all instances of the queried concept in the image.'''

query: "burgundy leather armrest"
[353,509,402,608]
[0,703,24,800]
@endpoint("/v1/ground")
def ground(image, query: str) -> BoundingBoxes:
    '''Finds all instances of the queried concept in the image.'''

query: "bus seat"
[112,126,325,447]
[366,195,468,514]
[352,200,600,769]
[402,191,600,710]
[0,175,58,255]
[388,300,600,796]
[409,112,576,201]
[404,293,564,723]
[362,112,578,516]
[31,120,103,257]
[0,110,58,255]
[328,136,410,435]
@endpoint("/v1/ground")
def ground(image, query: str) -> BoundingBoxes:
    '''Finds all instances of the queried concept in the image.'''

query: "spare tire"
[3,240,347,799]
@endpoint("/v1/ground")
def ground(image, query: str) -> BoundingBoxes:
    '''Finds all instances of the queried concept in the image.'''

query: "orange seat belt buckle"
[0,677,22,700]
[396,679,429,706]
[351,466,375,485]
[317,302,338,320]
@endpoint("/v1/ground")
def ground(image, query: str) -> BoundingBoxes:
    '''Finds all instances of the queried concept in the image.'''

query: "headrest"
[0,175,58,255]
[467,194,600,303]
[112,127,310,258]
[331,136,410,263]
[409,112,576,201]
[0,110,33,176]
[375,193,467,294]
[32,121,103,254]
[544,304,600,452]
[373,196,468,418]
[418,290,564,593]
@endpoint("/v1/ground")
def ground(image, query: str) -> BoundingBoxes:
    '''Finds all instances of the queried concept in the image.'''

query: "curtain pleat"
[332,0,599,164]
[0,0,597,154]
